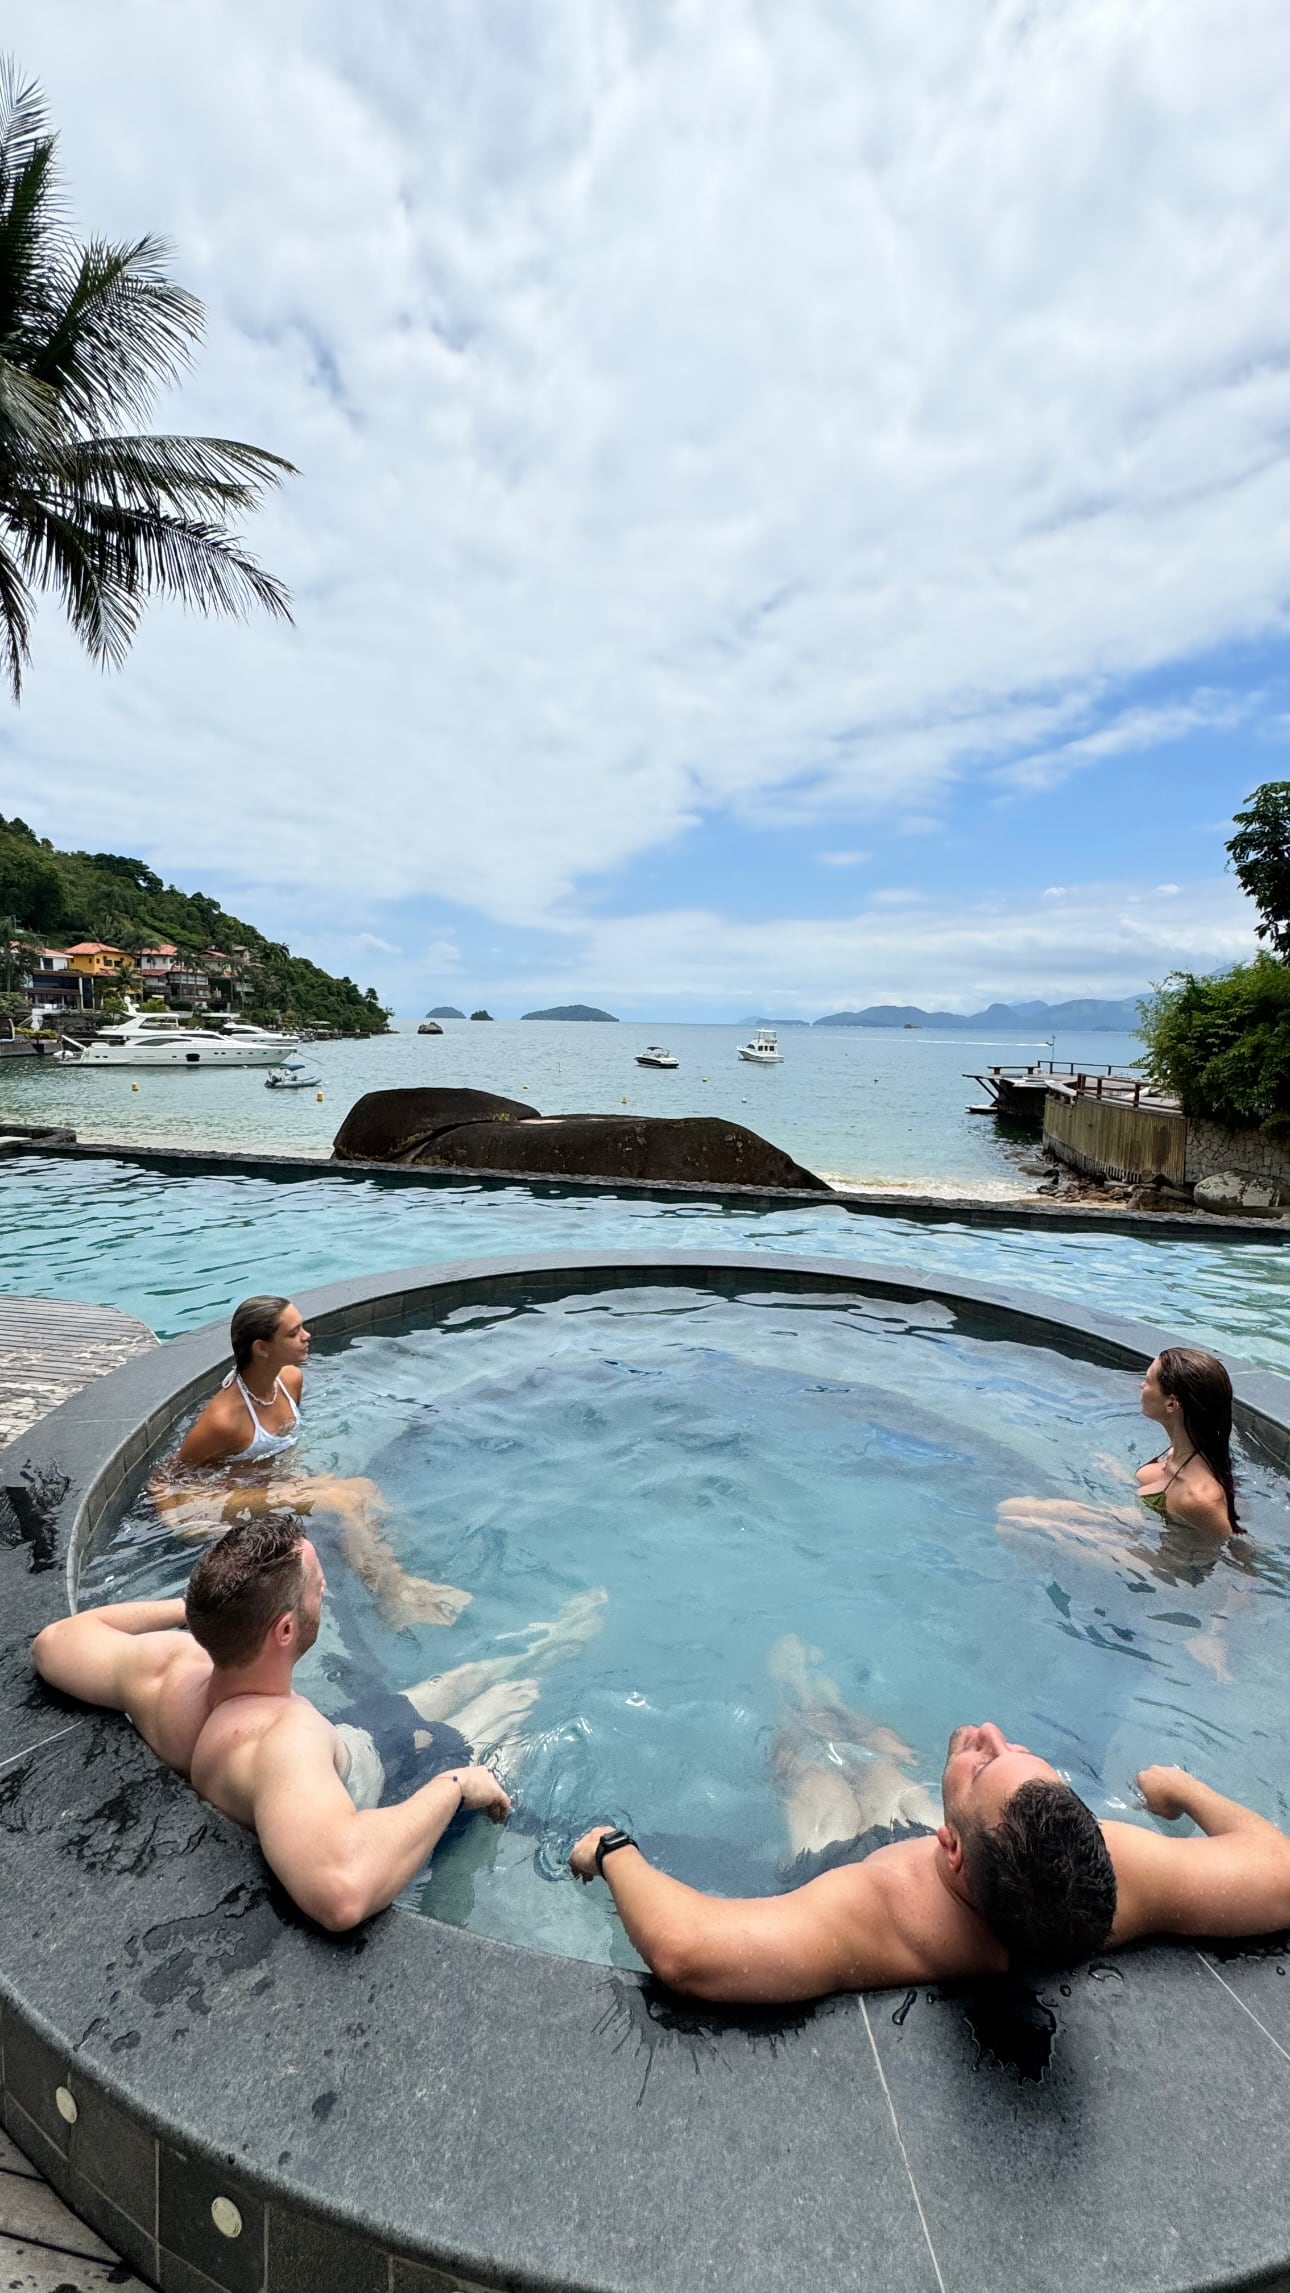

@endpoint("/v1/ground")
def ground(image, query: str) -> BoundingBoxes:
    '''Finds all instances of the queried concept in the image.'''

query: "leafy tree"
[0,908,39,987]
[1138,954,1290,1136]
[1227,782,1290,959]
[0,64,295,696]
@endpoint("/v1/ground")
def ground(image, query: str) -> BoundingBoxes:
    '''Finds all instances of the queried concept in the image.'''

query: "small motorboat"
[737,1028,782,1065]
[265,1059,322,1090]
[636,1045,679,1068]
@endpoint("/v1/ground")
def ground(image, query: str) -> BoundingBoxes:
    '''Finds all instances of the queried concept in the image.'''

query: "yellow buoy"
[316,1091,323,1102]
[131,1082,138,1092]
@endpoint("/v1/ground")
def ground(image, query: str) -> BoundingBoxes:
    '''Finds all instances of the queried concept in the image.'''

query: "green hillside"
[0,814,389,1035]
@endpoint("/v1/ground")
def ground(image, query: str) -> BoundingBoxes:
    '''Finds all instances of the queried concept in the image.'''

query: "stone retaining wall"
[1184,1115,1290,1191]
[1043,1092,1290,1200]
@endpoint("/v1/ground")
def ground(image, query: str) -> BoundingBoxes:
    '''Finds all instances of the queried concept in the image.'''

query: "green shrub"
[1139,954,1290,1135]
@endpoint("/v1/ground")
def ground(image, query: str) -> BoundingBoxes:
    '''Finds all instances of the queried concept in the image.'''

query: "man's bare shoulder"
[791,1835,1007,1986]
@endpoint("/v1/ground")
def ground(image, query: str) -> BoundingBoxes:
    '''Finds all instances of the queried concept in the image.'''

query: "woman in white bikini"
[153,1295,471,1629]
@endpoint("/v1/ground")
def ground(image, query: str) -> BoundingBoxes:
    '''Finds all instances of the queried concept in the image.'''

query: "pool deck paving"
[0,1293,158,1449]
[0,2115,146,2289]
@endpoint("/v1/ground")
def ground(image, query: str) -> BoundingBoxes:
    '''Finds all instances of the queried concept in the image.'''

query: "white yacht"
[65,1014,300,1068]
[635,1045,679,1069]
[737,1028,782,1065]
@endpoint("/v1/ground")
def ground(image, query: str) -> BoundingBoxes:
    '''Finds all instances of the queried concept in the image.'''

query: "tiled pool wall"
[2,1252,1290,2293]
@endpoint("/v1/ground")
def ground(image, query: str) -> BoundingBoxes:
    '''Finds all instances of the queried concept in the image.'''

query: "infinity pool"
[81,1283,1290,1965]
[3,1151,1290,1367]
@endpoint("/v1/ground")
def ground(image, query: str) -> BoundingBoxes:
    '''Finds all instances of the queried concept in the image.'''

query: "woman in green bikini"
[997,1348,1244,1677]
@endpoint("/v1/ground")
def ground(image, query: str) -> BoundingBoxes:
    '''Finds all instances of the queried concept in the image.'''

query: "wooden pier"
[965,1059,1178,1128]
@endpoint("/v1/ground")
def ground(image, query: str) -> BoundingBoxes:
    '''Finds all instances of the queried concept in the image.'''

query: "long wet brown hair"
[1156,1347,1241,1532]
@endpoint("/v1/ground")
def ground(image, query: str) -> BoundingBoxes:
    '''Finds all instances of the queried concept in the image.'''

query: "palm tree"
[0,62,296,697]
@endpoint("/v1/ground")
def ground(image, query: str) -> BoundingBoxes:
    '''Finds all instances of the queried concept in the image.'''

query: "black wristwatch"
[594,1828,636,1878]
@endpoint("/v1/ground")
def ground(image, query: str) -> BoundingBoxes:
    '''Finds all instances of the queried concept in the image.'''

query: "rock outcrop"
[332,1089,830,1191]
[332,1088,534,1165]
[1192,1170,1283,1216]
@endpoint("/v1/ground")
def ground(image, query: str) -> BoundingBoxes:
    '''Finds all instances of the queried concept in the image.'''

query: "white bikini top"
[222,1369,301,1461]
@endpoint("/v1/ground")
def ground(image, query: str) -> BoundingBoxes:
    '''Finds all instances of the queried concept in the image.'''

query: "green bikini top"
[1139,1450,1195,1521]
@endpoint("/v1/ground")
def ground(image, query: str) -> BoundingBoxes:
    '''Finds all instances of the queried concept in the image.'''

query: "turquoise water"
[82,1285,1290,1964]
[0,1018,1145,1192]
[3,1150,1289,1369]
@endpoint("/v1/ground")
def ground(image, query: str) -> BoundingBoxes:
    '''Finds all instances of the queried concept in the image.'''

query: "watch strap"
[594,1828,635,1876]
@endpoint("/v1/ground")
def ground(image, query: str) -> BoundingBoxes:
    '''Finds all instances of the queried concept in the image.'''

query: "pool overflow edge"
[12,1133,1290,1241]
[2,1253,1290,2293]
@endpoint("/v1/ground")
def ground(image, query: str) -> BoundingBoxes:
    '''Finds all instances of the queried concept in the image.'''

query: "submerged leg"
[401,1589,608,1724]
[444,1677,540,1760]
[767,1636,942,1849]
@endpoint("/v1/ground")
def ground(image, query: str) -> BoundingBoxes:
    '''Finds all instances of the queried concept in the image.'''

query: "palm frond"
[0,532,33,697]
[9,492,292,671]
[0,353,58,453]
[46,430,297,517]
[34,237,204,429]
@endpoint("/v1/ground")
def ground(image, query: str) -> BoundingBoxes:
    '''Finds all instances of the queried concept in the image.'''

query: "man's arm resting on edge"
[252,1727,511,1934]
[569,1826,933,2003]
[1110,1765,1290,1943]
[32,1600,189,1707]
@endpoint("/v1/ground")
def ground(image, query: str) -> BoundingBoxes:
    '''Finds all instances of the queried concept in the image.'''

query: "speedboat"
[635,1045,678,1068]
[737,1028,782,1065]
[67,1014,300,1068]
[265,1058,322,1090]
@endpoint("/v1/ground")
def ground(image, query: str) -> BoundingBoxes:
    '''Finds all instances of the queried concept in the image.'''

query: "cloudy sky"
[2,0,1286,1015]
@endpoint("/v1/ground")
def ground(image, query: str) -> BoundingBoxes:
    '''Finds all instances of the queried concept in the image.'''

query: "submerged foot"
[499,1587,608,1670]
[378,1577,473,1630]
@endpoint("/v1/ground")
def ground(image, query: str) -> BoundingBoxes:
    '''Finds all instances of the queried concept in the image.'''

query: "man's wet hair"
[961,1779,1117,1970]
[185,1513,306,1670]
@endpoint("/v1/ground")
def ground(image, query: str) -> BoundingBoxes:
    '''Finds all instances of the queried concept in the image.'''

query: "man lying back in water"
[570,1635,1290,1999]
[34,1514,605,1931]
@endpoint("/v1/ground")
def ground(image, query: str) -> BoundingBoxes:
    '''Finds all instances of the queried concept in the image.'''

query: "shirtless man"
[570,1634,1290,2001]
[34,1514,605,1932]
[152,1294,471,1629]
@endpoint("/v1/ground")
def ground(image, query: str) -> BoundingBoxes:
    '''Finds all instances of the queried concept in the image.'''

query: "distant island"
[815,997,1144,1032]
[425,1006,465,1019]
[736,1016,810,1029]
[521,1004,619,1021]
[0,812,390,1034]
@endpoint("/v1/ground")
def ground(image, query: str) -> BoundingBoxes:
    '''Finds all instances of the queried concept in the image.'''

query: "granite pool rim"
[3,1248,1290,2293]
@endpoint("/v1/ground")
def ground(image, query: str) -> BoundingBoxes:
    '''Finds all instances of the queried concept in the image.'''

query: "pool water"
[83,1284,1290,1966]
[3,1151,1290,1369]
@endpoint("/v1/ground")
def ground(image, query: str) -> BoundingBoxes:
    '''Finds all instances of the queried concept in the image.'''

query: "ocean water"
[0,1017,1144,1193]
[81,1285,1290,1964]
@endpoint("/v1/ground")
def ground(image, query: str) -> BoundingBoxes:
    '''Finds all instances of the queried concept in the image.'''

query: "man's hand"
[1136,1764,1193,1820]
[455,1766,512,1823]
[569,1824,618,1883]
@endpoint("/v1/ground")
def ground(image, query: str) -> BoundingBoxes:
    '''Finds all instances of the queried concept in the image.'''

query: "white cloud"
[5,2,1290,926]
[425,938,462,972]
[356,932,400,954]
[816,850,871,868]
[998,693,1256,794]
[496,873,1258,1014]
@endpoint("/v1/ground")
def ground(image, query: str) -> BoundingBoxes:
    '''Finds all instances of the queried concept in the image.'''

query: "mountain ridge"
[814,997,1144,1031]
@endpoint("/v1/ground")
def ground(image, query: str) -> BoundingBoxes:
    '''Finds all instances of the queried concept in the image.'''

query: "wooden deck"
[0,1294,157,2284]
[0,1293,158,1449]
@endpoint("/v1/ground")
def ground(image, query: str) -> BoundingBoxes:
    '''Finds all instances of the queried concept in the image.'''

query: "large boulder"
[332,1090,829,1191]
[1192,1170,1283,1216]
[332,1088,536,1164]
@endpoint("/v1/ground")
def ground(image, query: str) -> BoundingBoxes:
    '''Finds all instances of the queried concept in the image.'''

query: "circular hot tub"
[3,1250,1290,2293]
